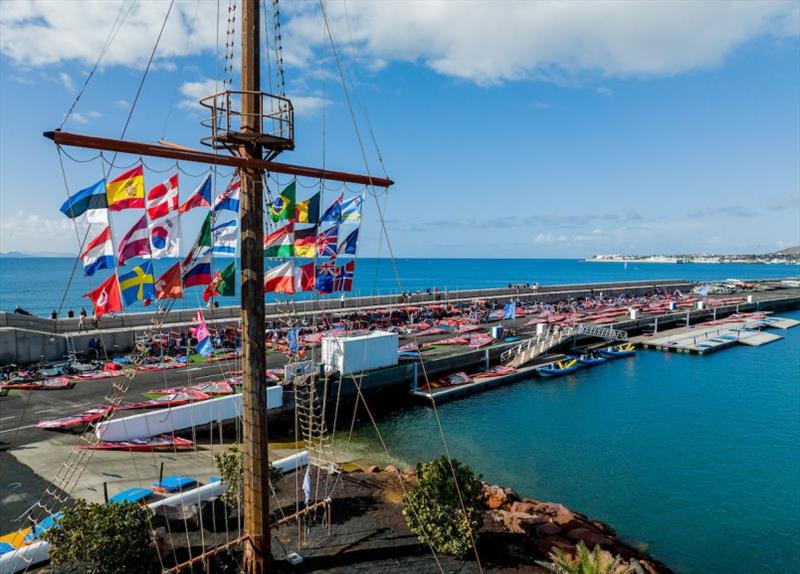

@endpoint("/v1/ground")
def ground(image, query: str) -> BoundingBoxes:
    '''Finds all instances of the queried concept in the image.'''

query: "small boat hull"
[598,344,637,359]
[577,356,608,367]
[537,358,579,377]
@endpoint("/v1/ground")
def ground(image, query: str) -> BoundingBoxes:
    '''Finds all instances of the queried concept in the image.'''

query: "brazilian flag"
[269,181,296,222]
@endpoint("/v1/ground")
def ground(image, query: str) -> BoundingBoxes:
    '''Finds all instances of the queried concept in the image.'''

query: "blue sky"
[1,0,798,258]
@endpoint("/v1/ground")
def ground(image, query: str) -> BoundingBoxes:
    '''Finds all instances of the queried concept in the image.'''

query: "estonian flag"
[60,179,108,224]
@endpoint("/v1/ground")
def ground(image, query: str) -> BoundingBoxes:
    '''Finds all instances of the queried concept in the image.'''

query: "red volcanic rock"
[383,464,398,474]
[534,522,562,537]
[501,511,542,535]
[364,465,380,473]
[510,500,538,515]
[537,536,576,556]
[565,526,614,548]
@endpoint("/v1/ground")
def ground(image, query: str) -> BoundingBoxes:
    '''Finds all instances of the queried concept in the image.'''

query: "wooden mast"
[240,1,270,572]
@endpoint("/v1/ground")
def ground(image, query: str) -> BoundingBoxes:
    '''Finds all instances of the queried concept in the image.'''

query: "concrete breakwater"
[1,278,693,364]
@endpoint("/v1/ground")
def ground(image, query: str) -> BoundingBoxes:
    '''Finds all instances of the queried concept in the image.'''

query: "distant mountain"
[0,251,73,258]
[775,245,800,255]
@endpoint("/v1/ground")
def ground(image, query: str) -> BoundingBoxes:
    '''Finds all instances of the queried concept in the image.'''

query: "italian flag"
[264,260,295,294]
[264,221,294,257]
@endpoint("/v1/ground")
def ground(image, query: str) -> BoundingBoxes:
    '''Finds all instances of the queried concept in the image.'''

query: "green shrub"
[42,499,157,574]
[402,455,483,558]
[537,540,643,574]
[214,443,282,511]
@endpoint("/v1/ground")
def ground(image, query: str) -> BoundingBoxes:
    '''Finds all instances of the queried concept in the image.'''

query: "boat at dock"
[577,353,608,367]
[536,357,579,377]
[598,343,637,358]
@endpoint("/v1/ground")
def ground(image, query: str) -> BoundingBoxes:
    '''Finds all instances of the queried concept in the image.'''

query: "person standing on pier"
[78,307,88,332]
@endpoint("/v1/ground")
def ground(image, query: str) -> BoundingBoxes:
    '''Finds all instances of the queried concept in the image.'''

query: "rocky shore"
[345,464,674,573]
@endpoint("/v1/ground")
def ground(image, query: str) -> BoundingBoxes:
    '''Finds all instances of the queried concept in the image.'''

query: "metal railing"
[575,324,628,341]
[199,90,294,153]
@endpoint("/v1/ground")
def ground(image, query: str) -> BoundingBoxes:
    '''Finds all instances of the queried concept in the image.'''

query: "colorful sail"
[213,177,241,214]
[264,221,294,257]
[119,261,156,305]
[117,214,150,265]
[180,173,212,213]
[295,191,320,224]
[264,259,295,294]
[316,224,338,257]
[204,261,236,301]
[293,226,317,258]
[154,262,183,300]
[212,219,238,256]
[337,227,358,255]
[269,181,296,222]
[81,226,115,277]
[334,260,355,292]
[340,194,363,223]
[107,165,145,211]
[84,273,122,317]
[60,179,108,224]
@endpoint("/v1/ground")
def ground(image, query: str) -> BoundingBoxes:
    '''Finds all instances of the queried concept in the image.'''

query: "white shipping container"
[321,330,399,375]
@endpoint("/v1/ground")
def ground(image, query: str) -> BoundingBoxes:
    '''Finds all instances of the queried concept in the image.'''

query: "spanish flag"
[295,191,320,224]
[107,165,145,211]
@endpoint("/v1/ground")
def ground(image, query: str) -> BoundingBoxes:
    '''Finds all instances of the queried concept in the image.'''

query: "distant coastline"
[588,252,800,265]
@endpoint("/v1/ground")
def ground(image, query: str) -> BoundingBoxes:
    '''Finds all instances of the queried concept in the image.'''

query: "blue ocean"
[0,256,797,316]
[343,309,800,574]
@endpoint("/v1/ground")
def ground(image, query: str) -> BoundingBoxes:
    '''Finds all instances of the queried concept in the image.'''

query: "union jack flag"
[334,260,355,292]
[316,224,339,257]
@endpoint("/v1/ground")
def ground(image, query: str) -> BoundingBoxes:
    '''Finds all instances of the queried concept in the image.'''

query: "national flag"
[503,302,516,320]
[182,252,212,288]
[294,261,315,292]
[337,227,358,255]
[179,173,212,213]
[203,261,236,301]
[264,259,295,294]
[118,214,151,265]
[268,181,296,222]
[155,262,183,300]
[295,191,320,224]
[184,212,213,262]
[119,261,156,306]
[334,260,355,292]
[213,177,241,214]
[107,165,145,211]
[293,226,316,258]
[212,219,238,256]
[191,310,213,357]
[146,174,179,220]
[264,221,294,257]
[316,224,338,257]
[148,213,180,258]
[315,257,336,294]
[287,325,299,353]
[60,179,108,224]
[303,465,311,505]
[81,226,115,277]
[340,194,363,223]
[84,273,122,317]
[320,194,342,223]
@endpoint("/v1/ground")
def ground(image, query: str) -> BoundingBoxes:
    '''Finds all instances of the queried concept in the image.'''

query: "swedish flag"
[119,261,156,306]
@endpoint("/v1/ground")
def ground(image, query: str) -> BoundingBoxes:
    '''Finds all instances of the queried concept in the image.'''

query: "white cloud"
[68,110,102,125]
[178,78,221,111]
[58,71,74,91]
[0,210,79,252]
[288,95,330,117]
[1,1,796,86]
[288,0,799,84]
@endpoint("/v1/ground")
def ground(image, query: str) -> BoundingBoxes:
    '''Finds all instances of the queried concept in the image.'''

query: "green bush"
[214,443,282,511]
[537,541,643,574]
[42,499,157,574]
[402,455,483,558]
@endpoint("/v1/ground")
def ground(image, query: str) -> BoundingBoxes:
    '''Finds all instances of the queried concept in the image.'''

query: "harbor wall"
[0,279,692,365]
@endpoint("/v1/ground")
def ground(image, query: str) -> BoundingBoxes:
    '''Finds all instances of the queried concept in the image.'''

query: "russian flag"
[81,226,115,277]
[182,253,212,287]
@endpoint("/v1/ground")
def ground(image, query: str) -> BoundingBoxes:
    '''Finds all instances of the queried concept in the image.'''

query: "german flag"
[294,226,317,258]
